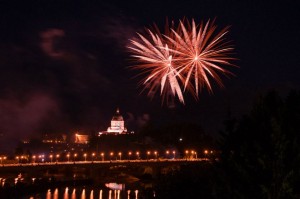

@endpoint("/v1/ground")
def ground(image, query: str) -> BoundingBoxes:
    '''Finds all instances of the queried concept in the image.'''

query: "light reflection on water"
[31,187,141,199]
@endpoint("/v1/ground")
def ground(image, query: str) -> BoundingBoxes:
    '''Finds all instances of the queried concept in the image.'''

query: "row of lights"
[13,149,214,163]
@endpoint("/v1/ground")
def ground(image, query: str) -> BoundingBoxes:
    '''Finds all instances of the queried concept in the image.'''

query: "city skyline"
[0,1,299,152]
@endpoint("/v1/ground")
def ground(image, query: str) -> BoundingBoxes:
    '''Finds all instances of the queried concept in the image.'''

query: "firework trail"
[128,18,235,104]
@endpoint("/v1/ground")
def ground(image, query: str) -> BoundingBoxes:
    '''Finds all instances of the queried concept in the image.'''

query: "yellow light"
[185,150,189,154]
[166,150,169,154]
[128,152,132,155]
[204,150,208,154]
[147,151,150,155]
[101,153,104,156]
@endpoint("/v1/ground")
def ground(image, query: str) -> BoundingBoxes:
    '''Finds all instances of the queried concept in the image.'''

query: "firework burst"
[167,19,235,96]
[128,18,236,104]
[128,25,185,104]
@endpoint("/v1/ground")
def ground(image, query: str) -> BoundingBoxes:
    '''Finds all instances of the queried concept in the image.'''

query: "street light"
[118,152,122,160]
[66,154,70,162]
[49,155,53,163]
[56,154,60,162]
[92,153,95,162]
[128,152,132,160]
[172,151,176,159]
[166,150,169,159]
[185,150,189,160]
[101,153,104,161]
[136,151,140,160]
[74,153,77,162]
[110,152,114,161]
[84,153,87,162]
[154,151,158,160]
[191,150,194,159]
[0,156,6,165]
[147,151,150,160]
[32,155,36,163]
[204,150,208,160]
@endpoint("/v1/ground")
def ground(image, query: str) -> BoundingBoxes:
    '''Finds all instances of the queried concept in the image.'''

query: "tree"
[218,91,300,199]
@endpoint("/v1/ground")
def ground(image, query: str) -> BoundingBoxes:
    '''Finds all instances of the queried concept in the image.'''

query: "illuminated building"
[42,134,67,144]
[75,133,89,144]
[98,108,128,135]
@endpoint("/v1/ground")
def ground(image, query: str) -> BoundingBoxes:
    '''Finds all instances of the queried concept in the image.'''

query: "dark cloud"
[126,112,150,131]
[40,28,65,58]
[0,93,59,151]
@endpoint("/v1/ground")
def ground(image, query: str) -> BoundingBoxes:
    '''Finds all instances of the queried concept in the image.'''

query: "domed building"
[107,108,127,134]
[104,108,127,134]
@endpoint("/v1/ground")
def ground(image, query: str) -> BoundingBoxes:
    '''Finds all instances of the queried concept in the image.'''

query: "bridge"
[0,158,206,167]
[0,158,209,186]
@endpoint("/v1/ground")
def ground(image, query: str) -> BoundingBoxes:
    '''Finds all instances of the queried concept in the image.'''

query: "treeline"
[155,90,300,199]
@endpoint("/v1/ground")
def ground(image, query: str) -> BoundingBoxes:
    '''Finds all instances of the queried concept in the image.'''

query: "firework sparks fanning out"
[128,18,235,104]
[128,28,185,104]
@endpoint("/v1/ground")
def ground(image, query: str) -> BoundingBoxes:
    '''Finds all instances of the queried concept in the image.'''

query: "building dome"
[111,109,124,121]
[106,108,127,134]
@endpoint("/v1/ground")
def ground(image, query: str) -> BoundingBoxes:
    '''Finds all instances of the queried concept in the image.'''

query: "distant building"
[42,134,67,144]
[99,108,128,136]
[75,133,89,144]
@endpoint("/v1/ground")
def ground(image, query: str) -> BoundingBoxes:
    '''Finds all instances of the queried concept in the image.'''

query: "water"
[27,187,145,199]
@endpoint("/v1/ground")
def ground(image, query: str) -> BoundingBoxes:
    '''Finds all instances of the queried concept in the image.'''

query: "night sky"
[0,0,299,152]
